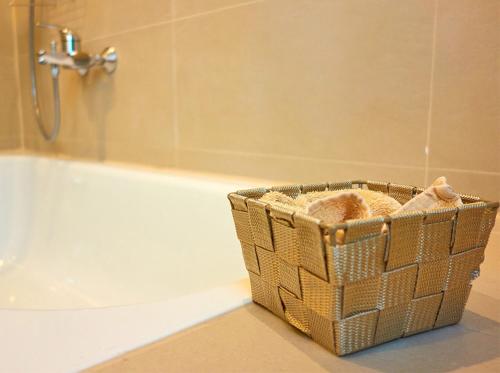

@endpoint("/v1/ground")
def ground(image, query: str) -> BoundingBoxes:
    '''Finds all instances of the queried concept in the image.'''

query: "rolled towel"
[303,190,400,244]
[305,191,371,225]
[355,189,402,216]
[294,189,401,217]
[397,176,463,213]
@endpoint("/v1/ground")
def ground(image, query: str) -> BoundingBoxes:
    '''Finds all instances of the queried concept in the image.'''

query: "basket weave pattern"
[228,181,498,355]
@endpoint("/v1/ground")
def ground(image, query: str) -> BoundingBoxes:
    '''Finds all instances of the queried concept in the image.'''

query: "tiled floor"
[88,220,500,373]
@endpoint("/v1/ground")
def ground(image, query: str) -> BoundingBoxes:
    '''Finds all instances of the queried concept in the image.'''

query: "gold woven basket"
[228,180,498,355]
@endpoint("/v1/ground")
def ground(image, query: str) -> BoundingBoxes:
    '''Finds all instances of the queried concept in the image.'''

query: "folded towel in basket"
[260,188,402,224]
[260,177,463,227]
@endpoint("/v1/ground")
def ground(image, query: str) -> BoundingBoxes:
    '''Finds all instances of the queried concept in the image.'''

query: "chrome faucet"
[36,23,117,76]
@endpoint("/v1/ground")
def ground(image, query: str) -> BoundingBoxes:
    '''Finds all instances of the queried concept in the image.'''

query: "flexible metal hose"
[29,0,60,142]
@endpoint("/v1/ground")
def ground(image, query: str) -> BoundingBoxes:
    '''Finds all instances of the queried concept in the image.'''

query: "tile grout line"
[171,0,179,167]
[424,167,500,177]
[423,0,439,186]
[22,136,169,150]
[179,146,500,176]
[83,0,265,45]
[168,0,265,23]
[11,6,26,150]
[178,146,427,171]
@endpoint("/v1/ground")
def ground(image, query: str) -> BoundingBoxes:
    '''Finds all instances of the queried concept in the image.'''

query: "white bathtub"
[0,156,256,372]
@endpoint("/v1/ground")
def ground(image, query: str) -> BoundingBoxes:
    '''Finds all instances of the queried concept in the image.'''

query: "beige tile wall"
[9,0,500,200]
[15,0,176,166]
[427,0,500,200]
[0,0,22,150]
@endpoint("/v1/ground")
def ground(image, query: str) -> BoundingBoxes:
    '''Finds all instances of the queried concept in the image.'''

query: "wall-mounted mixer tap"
[25,1,119,143]
[36,23,117,76]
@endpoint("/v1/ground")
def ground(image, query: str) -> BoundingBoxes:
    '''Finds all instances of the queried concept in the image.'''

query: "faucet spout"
[38,47,116,76]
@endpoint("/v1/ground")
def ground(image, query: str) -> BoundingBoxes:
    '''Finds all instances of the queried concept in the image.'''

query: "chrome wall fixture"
[36,23,118,76]
[27,0,117,142]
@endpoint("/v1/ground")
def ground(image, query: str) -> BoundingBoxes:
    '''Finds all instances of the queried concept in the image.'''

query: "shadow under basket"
[227,180,499,356]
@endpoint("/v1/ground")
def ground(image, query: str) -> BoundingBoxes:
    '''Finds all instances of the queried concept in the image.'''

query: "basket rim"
[228,179,499,231]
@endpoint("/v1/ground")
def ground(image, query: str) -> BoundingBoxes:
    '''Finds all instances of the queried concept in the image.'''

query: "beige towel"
[306,191,371,224]
[294,190,401,216]
[354,189,402,216]
[259,176,461,225]
[397,176,463,213]
[259,177,461,246]
[260,189,401,223]
[260,191,305,212]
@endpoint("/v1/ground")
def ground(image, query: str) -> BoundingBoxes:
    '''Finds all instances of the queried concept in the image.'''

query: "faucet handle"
[36,22,80,56]
[99,47,118,74]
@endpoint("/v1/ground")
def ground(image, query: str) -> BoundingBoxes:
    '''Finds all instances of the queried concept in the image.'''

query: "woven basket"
[228,180,498,355]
